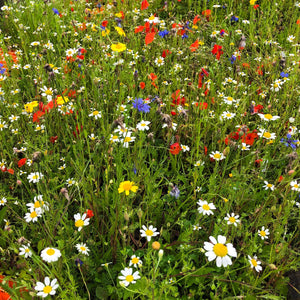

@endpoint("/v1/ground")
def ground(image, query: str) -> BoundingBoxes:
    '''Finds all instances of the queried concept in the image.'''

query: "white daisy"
[258,226,270,240]
[129,255,142,268]
[89,110,102,119]
[263,181,275,191]
[257,113,280,122]
[136,120,150,131]
[0,197,7,206]
[40,86,54,101]
[118,267,140,287]
[290,180,300,192]
[24,208,41,223]
[204,235,237,267]
[197,199,216,216]
[209,151,225,161]
[27,172,44,183]
[40,247,62,263]
[74,213,90,231]
[257,129,276,140]
[181,145,190,152]
[19,243,32,258]
[140,225,159,242]
[75,243,90,255]
[224,213,240,227]
[35,277,59,298]
[239,143,250,151]
[248,255,263,272]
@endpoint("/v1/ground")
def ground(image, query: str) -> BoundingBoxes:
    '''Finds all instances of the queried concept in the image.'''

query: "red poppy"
[50,136,58,144]
[148,73,157,81]
[255,159,263,167]
[139,82,145,89]
[86,209,94,218]
[141,0,149,10]
[193,15,201,25]
[211,44,223,60]
[162,49,171,58]
[18,158,27,168]
[102,20,108,27]
[170,143,182,155]
[7,169,14,175]
[253,4,259,9]
[278,175,284,183]
[190,40,199,52]
[194,102,208,110]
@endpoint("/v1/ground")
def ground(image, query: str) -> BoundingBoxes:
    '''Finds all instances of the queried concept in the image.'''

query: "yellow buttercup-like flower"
[118,181,138,195]
[115,27,126,36]
[111,43,126,52]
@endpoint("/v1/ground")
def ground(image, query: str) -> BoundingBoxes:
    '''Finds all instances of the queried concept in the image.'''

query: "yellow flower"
[250,0,257,5]
[56,96,69,105]
[115,13,122,18]
[111,43,126,52]
[115,27,126,37]
[24,101,39,113]
[118,181,138,195]
[102,29,110,37]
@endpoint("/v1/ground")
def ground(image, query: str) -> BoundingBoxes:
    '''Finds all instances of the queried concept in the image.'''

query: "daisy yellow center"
[75,219,84,227]
[145,229,153,236]
[126,275,134,282]
[149,16,155,20]
[260,230,266,237]
[294,184,299,188]
[157,59,163,64]
[226,113,232,117]
[213,243,228,257]
[202,204,210,210]
[46,249,55,256]
[274,83,278,88]
[32,175,39,180]
[0,124,4,128]
[112,135,118,140]
[43,285,52,294]
[25,248,30,253]
[214,153,221,159]
[141,123,146,127]
[131,257,139,264]
[124,137,132,142]
[263,132,271,138]
[264,114,272,120]
[229,217,236,223]
[45,90,52,95]
[251,259,258,267]
[227,97,233,101]
[34,201,41,208]
[80,246,86,251]
[267,184,272,188]
[93,111,99,115]
[30,211,37,218]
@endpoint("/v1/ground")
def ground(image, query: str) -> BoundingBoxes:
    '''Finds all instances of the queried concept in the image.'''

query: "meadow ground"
[0,0,299,299]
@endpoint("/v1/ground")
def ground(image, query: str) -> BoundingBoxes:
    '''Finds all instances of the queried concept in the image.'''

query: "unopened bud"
[288,170,295,175]
[158,249,164,259]
[60,188,70,201]
[124,211,129,221]
[137,209,143,219]
[269,264,277,270]
[152,241,161,250]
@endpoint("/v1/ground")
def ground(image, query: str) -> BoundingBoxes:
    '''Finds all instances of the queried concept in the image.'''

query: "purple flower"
[133,98,150,113]
[52,8,60,15]
[170,185,180,199]
[158,30,169,38]
[280,134,299,149]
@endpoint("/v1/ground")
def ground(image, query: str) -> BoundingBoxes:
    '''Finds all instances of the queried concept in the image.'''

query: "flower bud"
[158,249,164,259]
[152,241,161,250]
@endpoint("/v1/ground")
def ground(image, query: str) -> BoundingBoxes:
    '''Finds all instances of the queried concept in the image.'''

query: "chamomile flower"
[129,255,142,268]
[194,160,205,167]
[257,129,276,140]
[248,255,262,272]
[263,181,275,191]
[210,151,225,161]
[239,143,250,151]
[74,213,90,231]
[88,133,98,140]
[287,35,295,43]
[40,247,61,263]
[136,120,150,131]
[40,86,54,101]
[258,113,280,122]
[290,180,300,192]
[224,213,240,227]
[155,57,164,66]
[75,243,90,255]
[19,243,32,258]
[66,178,76,187]
[258,226,270,240]
[35,277,59,298]
[223,96,236,105]
[193,224,202,231]
[140,225,159,242]
[221,111,236,120]
[89,110,102,119]
[24,208,41,223]
[118,267,141,287]
[197,199,216,215]
[0,197,7,206]
[120,133,136,148]
[110,134,120,143]
[27,172,43,183]
[26,195,49,213]
[204,235,237,267]
[181,145,190,152]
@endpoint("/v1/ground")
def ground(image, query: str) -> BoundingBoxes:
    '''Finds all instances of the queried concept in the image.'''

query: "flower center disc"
[126,275,134,282]
[202,204,210,211]
[213,243,228,257]
[251,259,258,267]
[43,285,52,294]
[131,257,139,264]
[46,249,55,256]
[145,229,153,236]
[75,220,84,227]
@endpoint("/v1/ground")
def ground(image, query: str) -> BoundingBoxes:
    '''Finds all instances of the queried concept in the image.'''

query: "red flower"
[7,169,14,175]
[255,159,263,167]
[254,4,259,9]
[102,20,108,27]
[18,158,27,168]
[50,136,58,144]
[86,209,94,218]
[212,45,223,60]
[141,0,149,10]
[194,102,208,110]
[148,73,157,81]
[193,15,201,25]
[140,82,145,89]
[169,143,182,155]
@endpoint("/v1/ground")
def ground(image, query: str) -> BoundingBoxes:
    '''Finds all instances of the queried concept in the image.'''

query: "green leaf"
[0,206,8,223]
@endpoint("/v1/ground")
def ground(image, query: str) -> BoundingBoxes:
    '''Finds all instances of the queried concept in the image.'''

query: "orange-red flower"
[170,143,182,155]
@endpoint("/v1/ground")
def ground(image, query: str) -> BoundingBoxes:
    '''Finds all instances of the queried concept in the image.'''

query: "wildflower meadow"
[0,0,300,299]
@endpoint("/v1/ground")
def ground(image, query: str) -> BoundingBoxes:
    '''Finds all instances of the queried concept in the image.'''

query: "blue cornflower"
[158,30,169,38]
[133,98,151,113]
[52,8,60,15]
[182,33,188,39]
[231,15,239,22]
[280,134,299,149]
[280,72,289,78]
[230,55,237,64]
